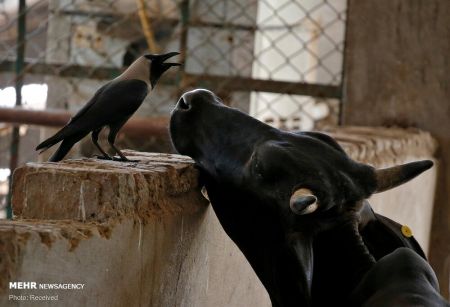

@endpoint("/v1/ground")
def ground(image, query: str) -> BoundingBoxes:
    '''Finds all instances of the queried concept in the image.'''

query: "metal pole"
[0,107,170,137]
[338,0,350,125]
[6,0,27,219]
[177,0,190,96]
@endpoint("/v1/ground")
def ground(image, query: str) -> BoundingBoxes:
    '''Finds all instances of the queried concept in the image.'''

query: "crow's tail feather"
[35,127,72,152]
[48,133,86,162]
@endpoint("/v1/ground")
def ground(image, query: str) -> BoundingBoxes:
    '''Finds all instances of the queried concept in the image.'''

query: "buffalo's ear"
[374,160,433,193]
[290,188,318,215]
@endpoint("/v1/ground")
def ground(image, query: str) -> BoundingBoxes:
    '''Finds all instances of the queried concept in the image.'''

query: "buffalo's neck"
[336,222,376,278]
[238,225,314,307]
[205,185,311,307]
[231,229,313,307]
[312,221,376,304]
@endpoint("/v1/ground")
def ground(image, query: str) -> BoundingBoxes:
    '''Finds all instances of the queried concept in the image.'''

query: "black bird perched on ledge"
[36,52,180,162]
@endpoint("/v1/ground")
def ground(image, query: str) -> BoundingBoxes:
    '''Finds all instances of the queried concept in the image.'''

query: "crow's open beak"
[145,52,181,65]
[146,52,181,88]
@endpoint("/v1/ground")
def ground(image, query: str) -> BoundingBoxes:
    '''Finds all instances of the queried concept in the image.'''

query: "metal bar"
[183,74,342,98]
[177,0,190,96]
[7,0,27,219]
[338,0,351,125]
[189,19,256,32]
[0,108,169,137]
[0,61,342,98]
[58,10,257,32]
[0,60,122,80]
[57,9,121,20]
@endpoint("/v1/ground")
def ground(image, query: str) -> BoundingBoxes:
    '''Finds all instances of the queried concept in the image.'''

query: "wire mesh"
[0,0,347,217]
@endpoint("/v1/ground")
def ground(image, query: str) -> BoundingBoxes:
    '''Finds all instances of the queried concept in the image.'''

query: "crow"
[36,52,180,162]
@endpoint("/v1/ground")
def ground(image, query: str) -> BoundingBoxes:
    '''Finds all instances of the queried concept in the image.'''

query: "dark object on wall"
[170,89,446,307]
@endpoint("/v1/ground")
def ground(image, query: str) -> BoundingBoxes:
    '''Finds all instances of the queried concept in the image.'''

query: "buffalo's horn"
[290,188,318,215]
[374,160,433,193]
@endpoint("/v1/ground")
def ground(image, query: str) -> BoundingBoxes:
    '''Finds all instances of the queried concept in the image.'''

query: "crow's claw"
[112,156,140,163]
[95,155,113,160]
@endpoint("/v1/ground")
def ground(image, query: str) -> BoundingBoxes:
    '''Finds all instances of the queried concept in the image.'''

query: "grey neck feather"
[114,56,150,86]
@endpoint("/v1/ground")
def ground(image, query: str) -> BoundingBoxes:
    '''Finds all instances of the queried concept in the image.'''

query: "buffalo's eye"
[249,153,266,180]
[254,161,264,178]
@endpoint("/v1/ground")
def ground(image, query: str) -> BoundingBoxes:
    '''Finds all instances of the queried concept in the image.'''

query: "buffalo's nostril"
[178,97,190,110]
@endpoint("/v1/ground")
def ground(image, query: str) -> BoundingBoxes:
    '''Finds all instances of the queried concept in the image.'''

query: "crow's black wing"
[36,82,110,151]
[70,79,149,129]
[36,80,148,151]
[67,82,110,124]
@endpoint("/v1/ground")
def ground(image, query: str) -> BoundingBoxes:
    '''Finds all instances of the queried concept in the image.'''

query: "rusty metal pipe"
[0,107,169,137]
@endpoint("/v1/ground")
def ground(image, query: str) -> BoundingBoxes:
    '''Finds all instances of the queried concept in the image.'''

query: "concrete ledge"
[12,151,206,221]
[324,126,437,167]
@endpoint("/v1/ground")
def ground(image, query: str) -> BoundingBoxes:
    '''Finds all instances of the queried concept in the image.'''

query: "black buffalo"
[170,89,447,307]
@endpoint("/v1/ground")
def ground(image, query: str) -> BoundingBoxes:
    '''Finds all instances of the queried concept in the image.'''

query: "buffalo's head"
[169,89,432,306]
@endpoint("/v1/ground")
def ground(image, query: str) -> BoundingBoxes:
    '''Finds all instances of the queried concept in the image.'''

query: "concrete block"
[0,211,269,307]
[3,151,270,306]
[12,152,205,221]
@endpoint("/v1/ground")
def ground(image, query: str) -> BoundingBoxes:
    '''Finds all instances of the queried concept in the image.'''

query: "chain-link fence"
[0,0,347,217]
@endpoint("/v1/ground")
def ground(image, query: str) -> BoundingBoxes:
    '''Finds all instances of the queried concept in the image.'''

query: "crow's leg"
[91,128,112,160]
[107,124,137,162]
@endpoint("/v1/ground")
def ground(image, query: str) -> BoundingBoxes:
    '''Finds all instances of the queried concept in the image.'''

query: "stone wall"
[2,152,270,307]
[342,0,450,297]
